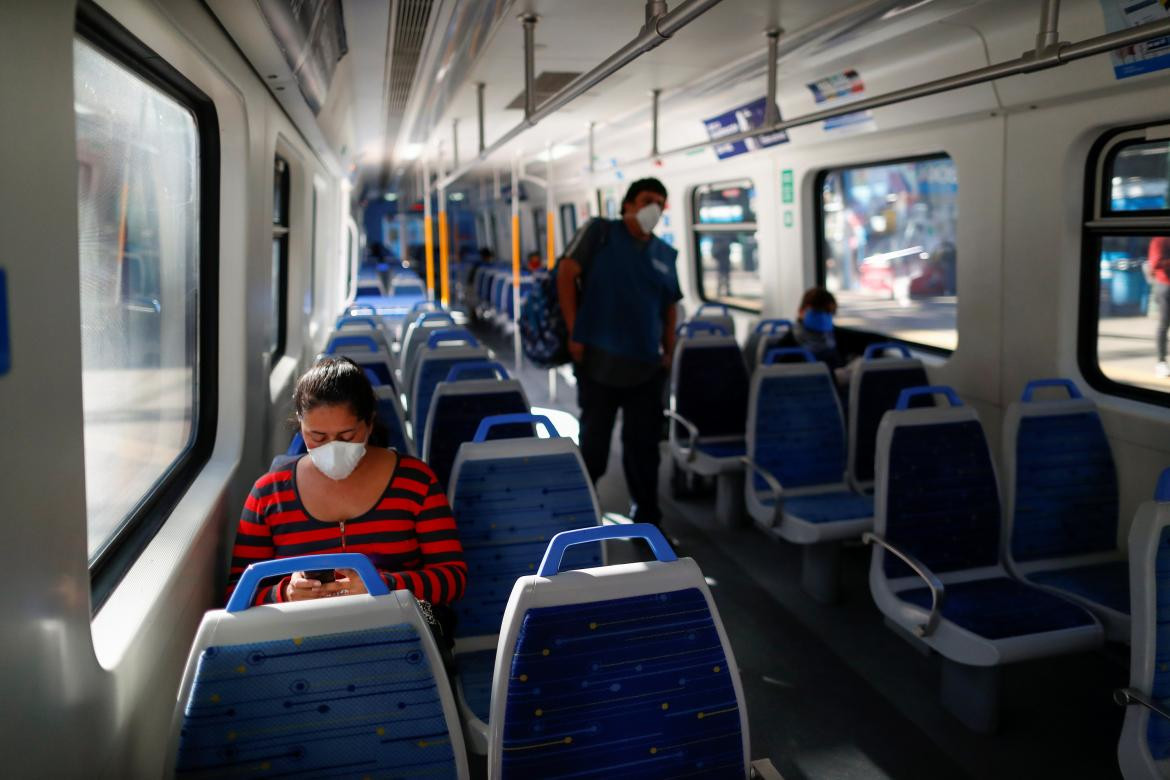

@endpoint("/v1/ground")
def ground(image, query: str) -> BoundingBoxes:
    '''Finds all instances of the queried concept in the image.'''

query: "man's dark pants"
[576,368,666,526]
[1156,282,1170,362]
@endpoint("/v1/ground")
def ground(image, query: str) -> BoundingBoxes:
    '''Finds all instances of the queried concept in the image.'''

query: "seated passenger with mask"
[226,357,467,625]
[794,286,844,369]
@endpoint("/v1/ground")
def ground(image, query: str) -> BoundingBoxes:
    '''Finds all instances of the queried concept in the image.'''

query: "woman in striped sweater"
[227,356,468,609]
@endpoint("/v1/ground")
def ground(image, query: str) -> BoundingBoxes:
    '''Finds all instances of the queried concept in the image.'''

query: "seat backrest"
[375,385,412,455]
[488,525,749,779]
[404,327,478,399]
[422,382,531,487]
[744,318,793,372]
[491,276,508,313]
[1120,488,1170,778]
[326,328,393,356]
[671,326,749,440]
[747,359,846,493]
[1003,378,1119,565]
[873,386,1001,580]
[447,421,601,641]
[323,348,396,393]
[690,303,736,339]
[168,553,468,779]
[410,345,492,444]
[848,343,931,489]
[398,300,441,340]
[401,311,457,379]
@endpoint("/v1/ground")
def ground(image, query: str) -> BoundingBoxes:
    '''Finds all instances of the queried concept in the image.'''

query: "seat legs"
[801,541,842,604]
[715,470,746,528]
[940,658,1001,733]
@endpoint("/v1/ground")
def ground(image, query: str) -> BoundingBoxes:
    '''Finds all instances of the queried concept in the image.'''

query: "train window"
[1106,138,1170,213]
[560,203,578,244]
[818,156,958,352]
[306,183,318,316]
[1082,126,1170,403]
[692,180,761,311]
[73,24,214,588]
[271,157,290,360]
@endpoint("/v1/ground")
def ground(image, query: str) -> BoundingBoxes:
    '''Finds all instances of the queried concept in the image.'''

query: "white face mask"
[308,439,367,480]
[635,203,663,235]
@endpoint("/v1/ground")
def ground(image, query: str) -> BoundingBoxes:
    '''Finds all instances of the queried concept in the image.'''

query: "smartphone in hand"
[304,569,336,584]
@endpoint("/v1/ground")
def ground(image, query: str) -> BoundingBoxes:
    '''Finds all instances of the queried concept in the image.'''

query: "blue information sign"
[703,97,788,160]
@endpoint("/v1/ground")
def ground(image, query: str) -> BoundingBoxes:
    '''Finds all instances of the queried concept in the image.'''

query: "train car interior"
[6,0,1170,777]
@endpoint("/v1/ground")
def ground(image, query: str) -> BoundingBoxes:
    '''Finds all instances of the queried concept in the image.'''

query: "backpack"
[519,219,608,368]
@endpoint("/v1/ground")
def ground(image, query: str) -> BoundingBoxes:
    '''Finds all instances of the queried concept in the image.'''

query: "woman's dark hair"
[799,287,838,313]
[293,356,377,423]
[622,177,668,207]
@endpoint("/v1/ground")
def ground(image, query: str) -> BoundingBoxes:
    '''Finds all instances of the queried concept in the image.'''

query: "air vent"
[387,0,433,114]
[506,71,583,110]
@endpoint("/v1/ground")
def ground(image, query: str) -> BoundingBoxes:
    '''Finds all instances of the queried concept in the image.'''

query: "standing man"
[1148,235,1170,378]
[557,178,680,526]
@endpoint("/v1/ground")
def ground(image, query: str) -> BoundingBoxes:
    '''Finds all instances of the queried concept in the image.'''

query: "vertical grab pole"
[546,143,556,269]
[511,156,522,375]
[650,88,661,158]
[438,145,450,307]
[764,28,781,125]
[422,156,435,301]
[476,82,486,154]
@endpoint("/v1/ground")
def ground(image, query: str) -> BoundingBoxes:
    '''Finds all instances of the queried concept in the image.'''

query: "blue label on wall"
[0,269,9,375]
[703,97,788,160]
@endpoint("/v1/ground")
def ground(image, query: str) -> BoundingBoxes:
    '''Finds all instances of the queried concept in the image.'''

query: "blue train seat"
[420,366,531,486]
[400,311,457,391]
[487,525,754,779]
[446,417,602,754]
[409,332,489,444]
[1003,378,1129,641]
[667,321,749,525]
[397,300,441,341]
[865,386,1102,732]
[1116,472,1170,780]
[376,385,413,456]
[744,318,793,373]
[500,278,533,323]
[490,275,508,319]
[846,342,931,492]
[744,349,873,603]
[689,302,736,339]
[476,269,497,314]
[404,327,480,401]
[167,554,468,779]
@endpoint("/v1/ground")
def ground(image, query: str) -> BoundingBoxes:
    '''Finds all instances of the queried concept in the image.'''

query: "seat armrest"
[751,758,785,779]
[862,532,946,638]
[741,456,783,500]
[664,409,700,462]
[1115,688,1170,721]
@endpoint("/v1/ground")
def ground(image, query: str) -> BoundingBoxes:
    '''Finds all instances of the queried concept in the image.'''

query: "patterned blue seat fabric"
[853,365,930,484]
[1148,526,1170,757]
[412,357,487,449]
[426,392,531,488]
[783,492,874,523]
[376,397,409,453]
[1012,411,1120,560]
[451,452,599,638]
[752,373,846,493]
[1027,561,1130,614]
[674,344,748,443]
[696,441,746,458]
[883,419,1001,579]
[175,623,457,778]
[898,577,1096,640]
[499,588,745,779]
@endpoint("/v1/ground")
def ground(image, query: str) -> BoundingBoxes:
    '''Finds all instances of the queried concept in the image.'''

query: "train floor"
[471,324,1127,779]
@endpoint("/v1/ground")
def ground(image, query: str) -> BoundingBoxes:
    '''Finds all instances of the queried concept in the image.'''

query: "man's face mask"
[802,309,834,333]
[635,203,663,234]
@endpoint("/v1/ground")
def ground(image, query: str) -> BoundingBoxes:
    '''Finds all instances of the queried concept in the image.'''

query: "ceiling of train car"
[208,0,994,199]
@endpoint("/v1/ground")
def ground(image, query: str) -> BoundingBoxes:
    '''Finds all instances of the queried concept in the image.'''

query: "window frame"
[1078,123,1170,408]
[78,0,220,612]
[813,152,957,357]
[691,178,762,313]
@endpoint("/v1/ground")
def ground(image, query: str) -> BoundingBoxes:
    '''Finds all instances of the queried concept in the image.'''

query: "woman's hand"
[286,571,328,601]
[334,569,368,597]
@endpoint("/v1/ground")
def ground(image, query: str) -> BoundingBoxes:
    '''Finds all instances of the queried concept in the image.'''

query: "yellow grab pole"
[546,211,556,270]
[545,143,556,269]
[422,157,435,301]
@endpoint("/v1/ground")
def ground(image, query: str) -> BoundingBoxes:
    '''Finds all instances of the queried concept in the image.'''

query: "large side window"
[1081,125,1170,403]
[817,156,958,352]
[272,156,290,360]
[74,7,217,605]
[692,180,760,311]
